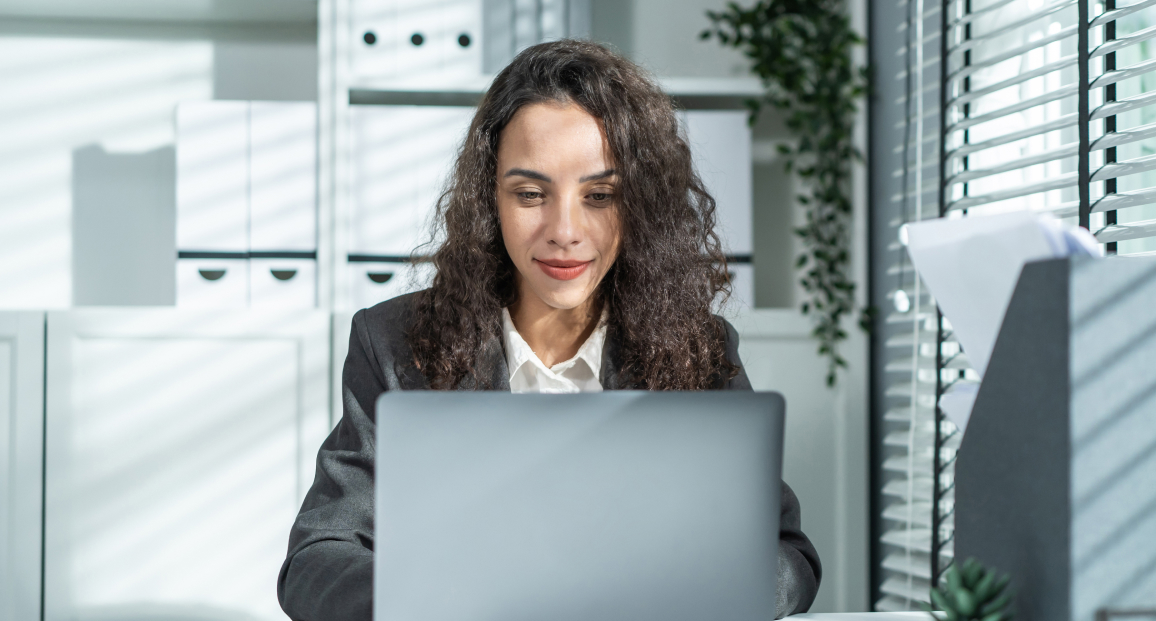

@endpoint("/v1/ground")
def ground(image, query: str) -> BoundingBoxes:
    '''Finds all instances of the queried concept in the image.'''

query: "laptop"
[374,391,785,621]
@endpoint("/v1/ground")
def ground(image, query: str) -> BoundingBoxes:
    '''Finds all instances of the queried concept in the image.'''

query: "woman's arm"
[719,316,823,617]
[277,309,385,621]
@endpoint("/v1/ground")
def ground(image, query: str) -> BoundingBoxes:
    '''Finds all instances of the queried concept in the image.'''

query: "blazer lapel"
[599,333,626,390]
[468,330,510,391]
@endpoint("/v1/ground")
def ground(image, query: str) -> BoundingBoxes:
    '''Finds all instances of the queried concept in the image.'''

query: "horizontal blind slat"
[1092,152,1156,182]
[948,0,1077,55]
[1092,88,1156,120]
[1091,22,1156,59]
[944,0,1017,28]
[1092,188,1156,212]
[882,549,934,577]
[950,55,1077,107]
[1089,0,1156,28]
[950,25,1077,81]
[1095,218,1156,242]
[1090,56,1156,90]
[1091,120,1156,151]
[950,85,1077,132]
[947,173,1078,210]
[949,114,1077,157]
[947,143,1077,184]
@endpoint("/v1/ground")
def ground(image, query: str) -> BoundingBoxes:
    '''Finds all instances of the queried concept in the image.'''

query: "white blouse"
[501,307,607,394]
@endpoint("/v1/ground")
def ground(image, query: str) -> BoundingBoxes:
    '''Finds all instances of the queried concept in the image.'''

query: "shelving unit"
[318,0,764,312]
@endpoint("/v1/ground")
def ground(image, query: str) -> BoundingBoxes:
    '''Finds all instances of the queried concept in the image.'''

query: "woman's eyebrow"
[504,168,551,182]
[579,169,615,182]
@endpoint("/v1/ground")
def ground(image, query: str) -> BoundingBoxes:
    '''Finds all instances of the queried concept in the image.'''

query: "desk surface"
[794,613,932,621]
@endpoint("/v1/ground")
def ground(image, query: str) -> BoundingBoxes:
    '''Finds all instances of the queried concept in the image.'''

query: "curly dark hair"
[408,38,737,390]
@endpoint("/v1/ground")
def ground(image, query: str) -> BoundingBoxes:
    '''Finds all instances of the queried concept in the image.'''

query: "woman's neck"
[508,288,602,368]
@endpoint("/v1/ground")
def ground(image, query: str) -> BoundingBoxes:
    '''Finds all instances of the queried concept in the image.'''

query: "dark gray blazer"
[278,293,822,620]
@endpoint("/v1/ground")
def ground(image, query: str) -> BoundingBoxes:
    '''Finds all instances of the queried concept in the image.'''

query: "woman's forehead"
[497,102,612,177]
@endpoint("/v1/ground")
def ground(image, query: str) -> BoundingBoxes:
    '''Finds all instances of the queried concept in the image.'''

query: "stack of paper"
[902,211,1100,432]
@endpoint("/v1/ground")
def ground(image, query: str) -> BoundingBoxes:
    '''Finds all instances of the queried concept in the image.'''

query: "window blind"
[871,0,1156,610]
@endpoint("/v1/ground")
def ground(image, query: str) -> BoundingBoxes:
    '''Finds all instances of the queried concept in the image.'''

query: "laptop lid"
[374,391,784,621]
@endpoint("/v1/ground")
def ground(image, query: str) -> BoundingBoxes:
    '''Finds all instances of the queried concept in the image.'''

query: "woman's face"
[495,102,621,311]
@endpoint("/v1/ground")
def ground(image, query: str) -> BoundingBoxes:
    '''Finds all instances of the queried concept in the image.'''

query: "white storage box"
[250,259,317,309]
[177,259,249,308]
[350,261,435,311]
[351,0,483,82]
[250,102,317,252]
[176,102,250,252]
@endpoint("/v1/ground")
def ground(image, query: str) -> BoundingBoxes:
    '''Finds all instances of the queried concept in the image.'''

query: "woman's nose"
[546,192,582,247]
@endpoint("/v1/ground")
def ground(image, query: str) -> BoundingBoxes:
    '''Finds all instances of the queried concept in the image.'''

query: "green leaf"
[972,571,997,601]
[947,566,963,593]
[955,590,978,618]
[980,592,1012,617]
[929,589,950,612]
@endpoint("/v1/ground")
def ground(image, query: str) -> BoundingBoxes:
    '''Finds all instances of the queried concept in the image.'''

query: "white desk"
[794,614,933,621]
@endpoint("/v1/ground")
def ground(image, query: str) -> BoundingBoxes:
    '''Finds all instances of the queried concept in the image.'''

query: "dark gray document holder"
[956,256,1156,621]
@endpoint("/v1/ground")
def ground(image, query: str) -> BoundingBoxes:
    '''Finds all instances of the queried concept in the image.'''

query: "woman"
[278,39,821,620]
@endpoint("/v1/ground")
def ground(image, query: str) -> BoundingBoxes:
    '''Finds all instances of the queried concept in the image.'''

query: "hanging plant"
[702,0,870,386]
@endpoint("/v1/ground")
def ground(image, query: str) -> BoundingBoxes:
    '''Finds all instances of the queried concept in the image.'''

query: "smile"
[534,258,592,281]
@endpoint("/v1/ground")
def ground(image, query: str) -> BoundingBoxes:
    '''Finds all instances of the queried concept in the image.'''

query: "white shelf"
[659,76,764,97]
[0,0,318,24]
[346,75,764,100]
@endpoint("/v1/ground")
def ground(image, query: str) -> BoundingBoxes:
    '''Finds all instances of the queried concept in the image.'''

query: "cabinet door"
[176,102,250,252]
[680,110,753,256]
[350,261,435,311]
[250,102,317,252]
[0,313,44,621]
[176,258,250,307]
[351,105,474,256]
[251,258,317,308]
[44,309,329,621]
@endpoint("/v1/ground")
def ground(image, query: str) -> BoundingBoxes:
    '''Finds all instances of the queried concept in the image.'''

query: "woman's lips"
[534,258,592,281]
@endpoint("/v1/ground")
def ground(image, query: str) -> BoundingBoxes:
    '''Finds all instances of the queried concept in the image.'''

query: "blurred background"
[0,1,871,620]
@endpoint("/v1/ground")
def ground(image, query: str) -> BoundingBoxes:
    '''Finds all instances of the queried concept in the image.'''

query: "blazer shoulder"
[352,291,427,390]
[712,314,752,390]
[360,290,422,332]
[712,313,743,352]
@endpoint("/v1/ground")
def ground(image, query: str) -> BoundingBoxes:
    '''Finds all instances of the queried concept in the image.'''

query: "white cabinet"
[349,261,435,311]
[250,102,318,252]
[176,102,250,252]
[44,309,330,621]
[679,110,753,257]
[351,105,474,257]
[0,313,44,621]
[351,0,483,82]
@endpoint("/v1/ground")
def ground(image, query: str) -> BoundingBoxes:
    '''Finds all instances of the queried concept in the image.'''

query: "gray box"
[72,145,176,306]
[956,256,1156,621]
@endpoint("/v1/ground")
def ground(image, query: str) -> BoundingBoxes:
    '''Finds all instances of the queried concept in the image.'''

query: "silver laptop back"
[374,391,785,621]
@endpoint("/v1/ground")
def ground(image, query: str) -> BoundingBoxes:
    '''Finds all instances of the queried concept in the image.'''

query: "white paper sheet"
[902,212,1100,433]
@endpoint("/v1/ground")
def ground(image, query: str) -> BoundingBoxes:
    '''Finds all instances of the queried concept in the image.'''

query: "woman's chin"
[527,280,597,311]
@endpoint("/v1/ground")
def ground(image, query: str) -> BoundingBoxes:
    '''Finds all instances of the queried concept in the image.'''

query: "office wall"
[0,17,317,310]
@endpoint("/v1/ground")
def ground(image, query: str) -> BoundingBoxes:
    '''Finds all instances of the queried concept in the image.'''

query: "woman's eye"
[589,192,612,203]
[518,191,543,201]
